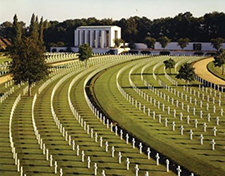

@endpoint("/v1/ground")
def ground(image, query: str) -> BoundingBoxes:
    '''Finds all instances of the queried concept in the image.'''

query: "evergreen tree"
[176,63,196,83]
[12,14,22,45]
[30,14,39,41]
[39,17,44,43]
[9,14,49,96]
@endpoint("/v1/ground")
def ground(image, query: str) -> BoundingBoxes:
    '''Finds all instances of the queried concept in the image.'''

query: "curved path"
[193,57,225,86]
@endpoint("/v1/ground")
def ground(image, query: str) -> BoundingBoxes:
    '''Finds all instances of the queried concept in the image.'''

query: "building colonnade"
[75,29,113,48]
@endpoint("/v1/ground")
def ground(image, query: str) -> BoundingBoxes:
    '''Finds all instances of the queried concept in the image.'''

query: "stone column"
[85,30,89,44]
[74,30,78,46]
[79,30,83,45]
[95,30,99,48]
[90,30,94,48]
[101,30,105,48]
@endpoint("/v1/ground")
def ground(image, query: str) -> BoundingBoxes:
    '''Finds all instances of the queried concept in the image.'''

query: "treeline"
[1,11,225,49]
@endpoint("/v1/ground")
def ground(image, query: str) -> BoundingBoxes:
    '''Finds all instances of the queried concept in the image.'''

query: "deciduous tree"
[78,43,92,68]
[176,63,196,83]
[158,36,170,49]
[178,38,190,49]
[9,14,49,96]
[10,37,49,96]
[144,37,156,48]
[211,38,224,51]
[213,49,225,75]
[164,58,175,74]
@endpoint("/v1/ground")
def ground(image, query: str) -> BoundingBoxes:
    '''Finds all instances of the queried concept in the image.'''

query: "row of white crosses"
[9,94,26,175]
[49,58,129,174]
[141,56,224,107]
[0,61,10,75]
[32,94,63,173]
[45,52,78,63]
[164,66,178,86]
[117,63,220,152]
[195,75,225,93]
[138,64,222,150]
[130,61,223,122]
[73,62,186,175]
[0,86,15,103]
[81,57,177,175]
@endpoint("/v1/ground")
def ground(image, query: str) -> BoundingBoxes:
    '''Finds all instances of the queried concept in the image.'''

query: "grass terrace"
[0,54,224,176]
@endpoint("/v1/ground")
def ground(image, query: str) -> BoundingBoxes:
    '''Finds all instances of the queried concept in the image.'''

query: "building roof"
[77,25,120,29]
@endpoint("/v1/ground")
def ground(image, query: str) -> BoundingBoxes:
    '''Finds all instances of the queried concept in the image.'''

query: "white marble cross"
[211,139,216,150]
[126,158,130,170]
[189,130,193,140]
[172,121,176,131]
[177,165,182,176]
[213,126,217,136]
[156,153,160,165]
[147,147,151,159]
[81,150,85,162]
[139,142,143,154]
[87,156,91,168]
[132,138,136,149]
[126,133,129,144]
[200,134,204,145]
[94,163,98,176]
[164,118,168,127]
[180,125,184,135]
[118,152,122,163]
[112,146,115,157]
[166,159,170,172]
[135,164,139,176]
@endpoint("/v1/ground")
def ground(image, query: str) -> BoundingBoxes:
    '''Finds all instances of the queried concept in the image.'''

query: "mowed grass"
[207,61,225,80]
[93,56,225,176]
[0,55,11,64]
[1,55,224,176]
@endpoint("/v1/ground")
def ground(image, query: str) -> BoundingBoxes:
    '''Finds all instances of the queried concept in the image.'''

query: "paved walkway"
[193,57,225,86]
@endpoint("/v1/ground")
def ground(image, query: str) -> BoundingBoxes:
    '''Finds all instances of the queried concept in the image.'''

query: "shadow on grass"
[122,86,164,89]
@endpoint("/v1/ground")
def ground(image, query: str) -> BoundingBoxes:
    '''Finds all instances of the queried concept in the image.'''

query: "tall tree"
[9,14,49,96]
[78,43,92,68]
[12,14,22,45]
[177,38,190,49]
[30,14,39,41]
[213,49,225,75]
[39,17,44,44]
[211,38,224,51]
[10,37,49,96]
[176,63,196,83]
[164,58,175,74]
[158,36,171,49]
[144,37,156,48]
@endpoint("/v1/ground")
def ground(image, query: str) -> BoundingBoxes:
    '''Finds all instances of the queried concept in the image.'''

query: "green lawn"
[93,56,225,176]
[1,55,224,176]
[207,61,225,80]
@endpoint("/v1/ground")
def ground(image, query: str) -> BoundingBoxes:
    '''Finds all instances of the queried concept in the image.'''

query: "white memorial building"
[74,26,121,53]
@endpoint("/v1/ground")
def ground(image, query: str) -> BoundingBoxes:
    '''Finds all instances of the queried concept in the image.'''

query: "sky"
[0,0,225,25]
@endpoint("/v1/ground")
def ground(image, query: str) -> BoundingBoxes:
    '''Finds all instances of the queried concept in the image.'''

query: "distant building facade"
[74,26,121,49]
